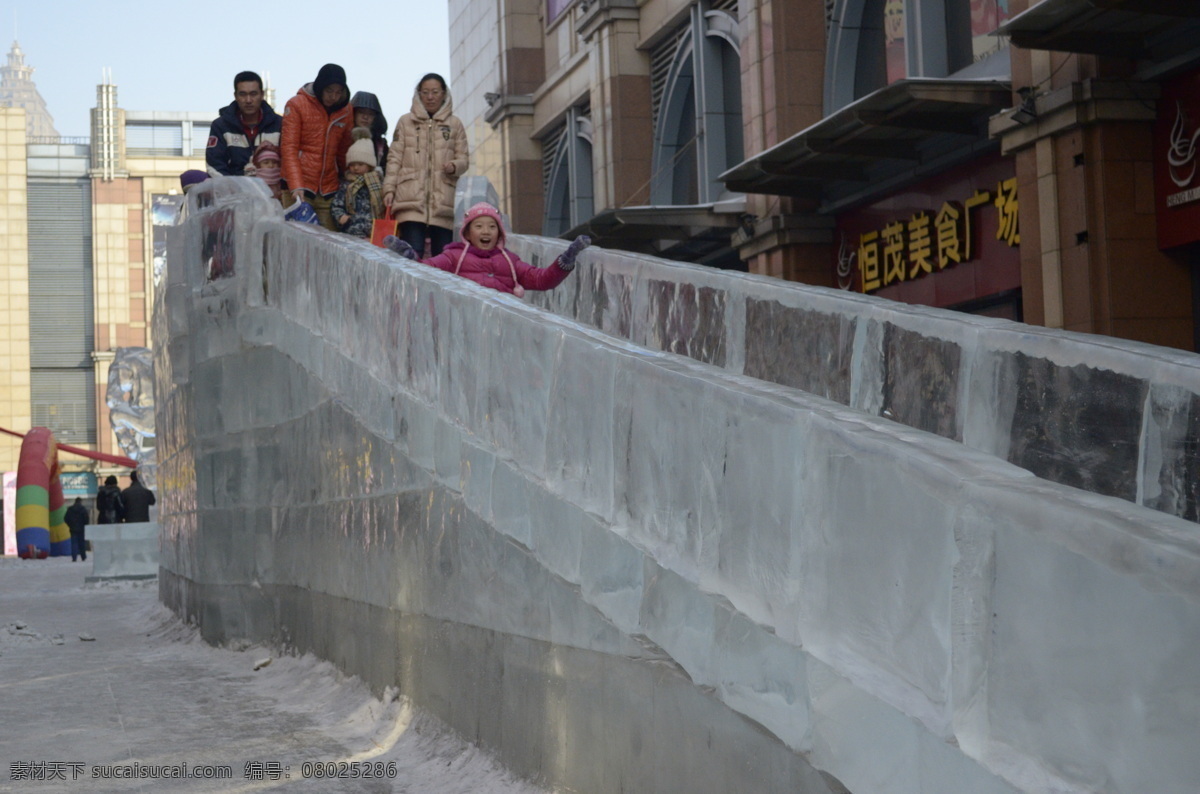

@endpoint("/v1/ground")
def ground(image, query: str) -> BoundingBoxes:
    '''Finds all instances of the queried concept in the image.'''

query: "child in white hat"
[385,202,589,296]
[331,127,385,237]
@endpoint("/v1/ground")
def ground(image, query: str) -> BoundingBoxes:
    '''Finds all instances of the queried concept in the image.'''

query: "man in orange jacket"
[281,63,353,230]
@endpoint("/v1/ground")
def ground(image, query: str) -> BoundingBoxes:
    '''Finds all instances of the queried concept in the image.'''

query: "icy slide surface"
[155,178,1200,794]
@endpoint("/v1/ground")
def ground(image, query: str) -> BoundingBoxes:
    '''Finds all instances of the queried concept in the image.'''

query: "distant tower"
[0,41,59,138]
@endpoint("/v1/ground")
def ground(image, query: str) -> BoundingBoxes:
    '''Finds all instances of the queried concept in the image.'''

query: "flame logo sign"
[1168,101,1200,188]
[836,233,856,290]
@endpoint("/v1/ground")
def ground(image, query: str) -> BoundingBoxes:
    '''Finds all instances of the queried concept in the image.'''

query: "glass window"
[882,0,1011,84]
[547,0,571,25]
[970,0,1010,61]
[193,123,210,156]
[542,107,594,236]
[125,123,183,155]
[884,0,906,84]
[650,3,743,205]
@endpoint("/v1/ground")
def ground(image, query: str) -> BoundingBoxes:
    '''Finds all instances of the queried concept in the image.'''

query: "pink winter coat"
[423,243,570,294]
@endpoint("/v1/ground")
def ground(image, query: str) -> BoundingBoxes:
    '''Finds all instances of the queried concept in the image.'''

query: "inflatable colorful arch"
[15,427,63,558]
[3,426,139,559]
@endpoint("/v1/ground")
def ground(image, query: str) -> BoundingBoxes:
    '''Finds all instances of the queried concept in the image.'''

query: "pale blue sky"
[9,2,451,139]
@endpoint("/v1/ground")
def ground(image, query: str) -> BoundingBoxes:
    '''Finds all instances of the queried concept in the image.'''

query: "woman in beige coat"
[382,73,469,257]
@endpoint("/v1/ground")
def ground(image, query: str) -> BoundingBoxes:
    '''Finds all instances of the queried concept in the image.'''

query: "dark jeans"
[70,533,87,561]
[398,222,453,257]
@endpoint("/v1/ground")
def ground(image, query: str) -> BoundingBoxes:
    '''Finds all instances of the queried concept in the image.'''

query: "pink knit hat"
[252,141,281,166]
[459,202,507,247]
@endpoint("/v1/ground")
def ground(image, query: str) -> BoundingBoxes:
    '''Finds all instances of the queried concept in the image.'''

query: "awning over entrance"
[719,79,1012,213]
[565,199,747,269]
[997,0,1200,72]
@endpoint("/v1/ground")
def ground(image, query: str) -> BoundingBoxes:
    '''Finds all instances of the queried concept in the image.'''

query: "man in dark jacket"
[96,475,124,524]
[121,470,157,523]
[65,497,90,562]
[206,71,283,177]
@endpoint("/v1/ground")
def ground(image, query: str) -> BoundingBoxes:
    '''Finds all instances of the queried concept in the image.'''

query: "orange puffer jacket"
[382,90,469,230]
[281,84,353,197]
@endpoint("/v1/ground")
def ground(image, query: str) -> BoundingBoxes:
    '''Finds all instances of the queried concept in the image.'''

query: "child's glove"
[558,235,591,272]
[243,163,258,177]
[383,235,418,260]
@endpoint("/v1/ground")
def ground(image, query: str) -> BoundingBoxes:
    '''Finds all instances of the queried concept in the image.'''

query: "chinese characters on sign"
[859,178,1019,293]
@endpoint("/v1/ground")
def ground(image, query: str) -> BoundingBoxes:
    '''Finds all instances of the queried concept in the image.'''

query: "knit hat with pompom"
[345,126,377,168]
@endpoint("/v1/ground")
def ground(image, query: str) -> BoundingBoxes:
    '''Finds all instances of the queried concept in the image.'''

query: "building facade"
[995,0,1200,350]
[452,0,1200,352]
[0,44,206,480]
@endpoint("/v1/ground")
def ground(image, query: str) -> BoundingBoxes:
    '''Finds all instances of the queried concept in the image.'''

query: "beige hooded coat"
[382,90,469,230]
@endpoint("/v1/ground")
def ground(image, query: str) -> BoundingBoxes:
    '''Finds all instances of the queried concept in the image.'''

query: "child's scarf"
[345,171,384,219]
[255,166,282,190]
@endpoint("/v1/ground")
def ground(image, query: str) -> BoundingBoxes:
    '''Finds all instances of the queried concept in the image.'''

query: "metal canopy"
[719,78,1011,206]
[565,201,747,269]
[997,0,1200,63]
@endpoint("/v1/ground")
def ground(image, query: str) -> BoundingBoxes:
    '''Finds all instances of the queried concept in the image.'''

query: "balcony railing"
[27,136,91,145]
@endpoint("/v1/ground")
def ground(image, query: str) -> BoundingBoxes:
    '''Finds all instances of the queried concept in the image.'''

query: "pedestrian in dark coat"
[349,92,389,172]
[121,470,157,523]
[206,71,283,177]
[96,475,124,525]
[65,497,89,561]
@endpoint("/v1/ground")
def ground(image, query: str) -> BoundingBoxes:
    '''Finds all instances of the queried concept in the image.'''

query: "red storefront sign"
[834,152,1020,309]
[1155,67,1200,250]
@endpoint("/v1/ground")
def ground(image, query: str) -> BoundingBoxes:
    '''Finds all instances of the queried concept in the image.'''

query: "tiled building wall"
[1082,122,1191,350]
[91,165,199,466]
[738,0,831,279]
[449,0,554,233]
[1007,41,1193,351]
[588,23,651,212]
[92,177,147,456]
[450,0,506,214]
[499,0,548,231]
[0,108,31,472]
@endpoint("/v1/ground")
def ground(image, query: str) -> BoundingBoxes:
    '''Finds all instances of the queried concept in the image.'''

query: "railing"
[26,136,90,145]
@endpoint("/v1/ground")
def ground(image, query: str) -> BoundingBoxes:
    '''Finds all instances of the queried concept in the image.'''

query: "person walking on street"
[206,71,283,177]
[121,470,157,523]
[281,63,353,231]
[65,498,89,562]
[96,475,124,525]
[382,73,469,257]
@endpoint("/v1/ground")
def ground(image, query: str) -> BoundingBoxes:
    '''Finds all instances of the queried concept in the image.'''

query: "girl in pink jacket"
[384,202,590,297]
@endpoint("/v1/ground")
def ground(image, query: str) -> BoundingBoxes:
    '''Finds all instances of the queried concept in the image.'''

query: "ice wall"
[518,237,1200,524]
[155,177,1200,794]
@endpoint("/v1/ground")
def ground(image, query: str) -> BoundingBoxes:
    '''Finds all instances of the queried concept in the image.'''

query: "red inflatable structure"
[2,427,137,558]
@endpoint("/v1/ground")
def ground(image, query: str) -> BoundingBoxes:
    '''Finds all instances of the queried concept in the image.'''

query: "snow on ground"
[0,556,555,793]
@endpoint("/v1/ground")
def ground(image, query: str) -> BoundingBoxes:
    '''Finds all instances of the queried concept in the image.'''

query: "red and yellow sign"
[836,154,1021,309]
[1154,67,1200,250]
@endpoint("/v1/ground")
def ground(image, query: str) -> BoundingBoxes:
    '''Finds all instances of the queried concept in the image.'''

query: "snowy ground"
[0,556,553,793]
